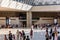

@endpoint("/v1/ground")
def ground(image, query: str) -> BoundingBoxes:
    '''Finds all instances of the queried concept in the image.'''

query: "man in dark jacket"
[50,28,53,39]
[8,31,12,40]
[26,36,30,40]
[22,30,26,40]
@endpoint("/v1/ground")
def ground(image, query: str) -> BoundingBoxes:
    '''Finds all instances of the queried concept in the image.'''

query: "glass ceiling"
[0,0,32,11]
[15,0,60,6]
[0,0,60,11]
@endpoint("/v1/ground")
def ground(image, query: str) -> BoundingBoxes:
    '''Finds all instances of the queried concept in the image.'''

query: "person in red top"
[30,28,33,39]
[19,31,22,40]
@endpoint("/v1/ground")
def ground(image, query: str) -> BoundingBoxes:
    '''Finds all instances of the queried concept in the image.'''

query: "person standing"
[16,30,19,40]
[45,31,49,40]
[31,24,34,29]
[12,34,15,40]
[22,30,26,40]
[46,27,48,33]
[54,27,58,40]
[19,31,22,40]
[30,28,33,39]
[4,35,8,40]
[45,27,49,40]
[52,31,55,40]
[26,36,30,40]
[23,35,26,40]
[8,31,12,40]
[50,27,53,40]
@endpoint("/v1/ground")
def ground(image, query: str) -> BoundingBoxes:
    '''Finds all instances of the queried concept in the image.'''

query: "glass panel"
[13,0,60,6]
[1,0,10,7]
[0,0,32,11]
[25,5,32,11]
[16,2,23,9]
[9,1,16,9]
[0,0,2,2]
[16,2,32,11]
[21,4,32,11]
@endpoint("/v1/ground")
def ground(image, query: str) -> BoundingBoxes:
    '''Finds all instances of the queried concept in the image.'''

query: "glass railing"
[14,0,60,6]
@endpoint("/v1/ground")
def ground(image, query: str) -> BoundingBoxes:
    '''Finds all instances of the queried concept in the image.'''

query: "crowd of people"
[2,23,60,40]
[4,29,33,40]
[45,27,59,40]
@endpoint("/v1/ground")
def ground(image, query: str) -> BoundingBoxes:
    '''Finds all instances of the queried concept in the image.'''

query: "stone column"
[27,11,32,28]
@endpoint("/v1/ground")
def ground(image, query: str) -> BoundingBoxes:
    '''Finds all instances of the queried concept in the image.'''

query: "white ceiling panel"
[1,0,10,7]
[16,2,23,9]
[9,1,17,9]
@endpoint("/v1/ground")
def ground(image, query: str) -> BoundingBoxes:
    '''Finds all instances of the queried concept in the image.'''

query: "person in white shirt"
[16,30,19,40]
[31,24,34,29]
